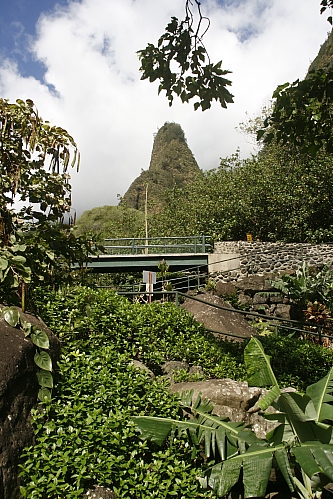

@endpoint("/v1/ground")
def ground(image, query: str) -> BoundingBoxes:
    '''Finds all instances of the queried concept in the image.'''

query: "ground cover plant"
[19,286,333,497]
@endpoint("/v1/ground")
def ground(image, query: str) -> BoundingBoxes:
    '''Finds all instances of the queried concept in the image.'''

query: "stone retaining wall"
[213,241,333,280]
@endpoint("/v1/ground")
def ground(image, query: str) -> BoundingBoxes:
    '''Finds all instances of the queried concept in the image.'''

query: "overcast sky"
[0,0,331,217]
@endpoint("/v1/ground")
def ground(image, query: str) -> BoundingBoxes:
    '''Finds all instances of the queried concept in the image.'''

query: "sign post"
[143,271,156,304]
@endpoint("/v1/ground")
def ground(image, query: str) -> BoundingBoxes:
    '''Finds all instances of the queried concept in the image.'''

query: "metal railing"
[103,235,212,255]
[117,290,333,344]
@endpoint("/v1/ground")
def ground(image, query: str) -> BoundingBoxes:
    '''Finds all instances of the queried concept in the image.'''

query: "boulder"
[273,304,292,319]
[170,379,276,438]
[0,307,61,499]
[181,294,256,339]
[215,281,237,297]
[130,360,155,378]
[235,275,275,294]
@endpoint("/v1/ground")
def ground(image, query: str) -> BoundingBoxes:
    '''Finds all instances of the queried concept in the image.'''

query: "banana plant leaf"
[265,391,333,446]
[292,442,333,482]
[244,337,280,410]
[207,443,292,497]
[133,341,333,498]
[133,390,254,461]
[306,366,333,423]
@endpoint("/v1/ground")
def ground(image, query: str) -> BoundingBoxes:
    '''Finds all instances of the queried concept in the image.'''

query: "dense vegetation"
[17,286,333,498]
[0,98,100,310]
[147,144,333,242]
[74,205,145,239]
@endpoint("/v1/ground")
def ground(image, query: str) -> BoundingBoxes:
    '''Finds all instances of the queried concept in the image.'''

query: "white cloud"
[0,0,330,216]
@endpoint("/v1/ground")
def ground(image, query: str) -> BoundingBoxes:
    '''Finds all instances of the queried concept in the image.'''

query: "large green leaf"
[275,448,295,492]
[243,447,272,497]
[215,458,241,497]
[310,446,333,482]
[258,385,280,411]
[306,366,333,423]
[210,444,278,498]
[31,328,49,349]
[279,393,321,444]
[36,369,53,388]
[133,391,249,461]
[0,257,8,270]
[2,306,20,327]
[292,445,322,479]
[244,337,280,396]
[132,416,174,445]
[34,351,52,371]
[38,387,52,402]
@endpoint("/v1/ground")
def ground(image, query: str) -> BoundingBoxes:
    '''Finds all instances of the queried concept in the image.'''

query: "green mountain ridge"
[308,29,333,72]
[120,122,200,212]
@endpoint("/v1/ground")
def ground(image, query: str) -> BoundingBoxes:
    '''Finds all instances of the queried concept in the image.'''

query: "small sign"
[246,233,253,242]
[143,271,156,284]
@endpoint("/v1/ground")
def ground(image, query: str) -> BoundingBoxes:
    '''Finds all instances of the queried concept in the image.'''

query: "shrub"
[20,345,213,498]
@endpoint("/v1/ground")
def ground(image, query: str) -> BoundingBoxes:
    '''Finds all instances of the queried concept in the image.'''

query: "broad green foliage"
[32,286,333,391]
[32,285,246,380]
[21,287,333,496]
[20,288,219,498]
[149,146,333,243]
[20,348,212,498]
[0,98,98,307]
[138,1,233,111]
[256,1,333,154]
[258,68,333,155]
[133,337,333,498]
[272,263,333,317]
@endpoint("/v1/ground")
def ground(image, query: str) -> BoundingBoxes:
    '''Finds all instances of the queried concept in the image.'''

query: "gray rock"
[274,304,291,319]
[269,294,284,304]
[215,281,237,297]
[238,293,253,307]
[188,365,204,376]
[170,379,277,439]
[235,275,275,293]
[161,361,189,378]
[253,293,268,305]
[181,294,256,339]
[130,360,155,378]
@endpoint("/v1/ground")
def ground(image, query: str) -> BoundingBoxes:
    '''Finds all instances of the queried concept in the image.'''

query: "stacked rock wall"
[213,241,333,281]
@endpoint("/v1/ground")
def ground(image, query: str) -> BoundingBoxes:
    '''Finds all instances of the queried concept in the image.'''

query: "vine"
[2,306,53,401]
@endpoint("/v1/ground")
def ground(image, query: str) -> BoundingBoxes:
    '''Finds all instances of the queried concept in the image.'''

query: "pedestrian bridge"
[77,235,241,275]
[83,236,212,273]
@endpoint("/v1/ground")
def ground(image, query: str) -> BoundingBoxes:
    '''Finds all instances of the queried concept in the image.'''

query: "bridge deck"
[81,253,209,273]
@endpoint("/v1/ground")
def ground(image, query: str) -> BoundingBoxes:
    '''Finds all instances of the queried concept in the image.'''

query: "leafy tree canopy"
[321,0,333,24]
[257,68,333,155]
[258,1,333,154]
[0,98,96,307]
[74,205,146,239]
[138,0,234,111]
[148,142,333,243]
